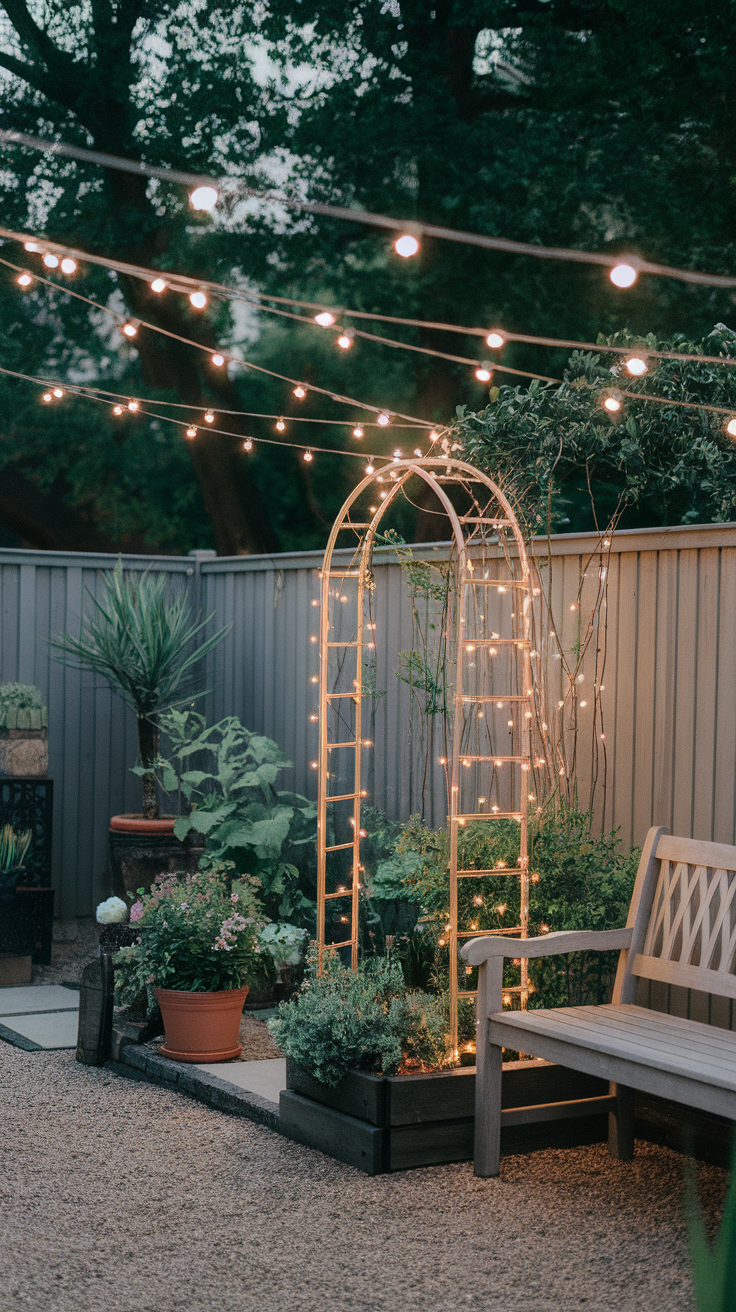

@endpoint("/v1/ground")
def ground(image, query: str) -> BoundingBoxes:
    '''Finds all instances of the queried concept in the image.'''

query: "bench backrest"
[615,828,736,1005]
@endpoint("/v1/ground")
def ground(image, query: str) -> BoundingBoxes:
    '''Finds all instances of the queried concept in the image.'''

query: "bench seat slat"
[490,1004,736,1090]
[554,1003,736,1059]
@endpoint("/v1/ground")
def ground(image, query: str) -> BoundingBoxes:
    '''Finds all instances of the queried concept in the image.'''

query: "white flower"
[96,896,128,925]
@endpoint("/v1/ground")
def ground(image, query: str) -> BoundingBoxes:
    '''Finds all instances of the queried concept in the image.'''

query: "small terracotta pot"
[154,985,248,1062]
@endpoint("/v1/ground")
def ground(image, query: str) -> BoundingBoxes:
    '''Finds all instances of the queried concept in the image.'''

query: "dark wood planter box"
[280,1057,609,1175]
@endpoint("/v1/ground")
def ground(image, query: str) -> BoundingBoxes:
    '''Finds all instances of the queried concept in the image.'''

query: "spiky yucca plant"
[52,562,228,819]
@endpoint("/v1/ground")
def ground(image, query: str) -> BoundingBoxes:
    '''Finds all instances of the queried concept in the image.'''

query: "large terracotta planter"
[154,985,249,1062]
[109,815,204,898]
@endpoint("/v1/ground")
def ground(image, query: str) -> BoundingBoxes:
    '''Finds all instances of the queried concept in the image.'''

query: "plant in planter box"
[51,561,229,896]
[0,823,32,899]
[268,946,450,1086]
[0,682,48,777]
[114,862,264,1062]
[148,709,317,926]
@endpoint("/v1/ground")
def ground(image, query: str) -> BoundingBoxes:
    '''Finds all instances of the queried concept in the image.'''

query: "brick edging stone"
[108,1042,281,1131]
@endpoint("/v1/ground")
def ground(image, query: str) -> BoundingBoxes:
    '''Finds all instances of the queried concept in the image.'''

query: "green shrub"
[0,682,44,711]
[268,946,451,1085]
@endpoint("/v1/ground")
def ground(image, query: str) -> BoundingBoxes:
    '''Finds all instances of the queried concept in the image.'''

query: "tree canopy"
[0,1,734,553]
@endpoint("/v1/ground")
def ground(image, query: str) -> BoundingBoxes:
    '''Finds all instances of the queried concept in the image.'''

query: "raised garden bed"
[279,1057,610,1175]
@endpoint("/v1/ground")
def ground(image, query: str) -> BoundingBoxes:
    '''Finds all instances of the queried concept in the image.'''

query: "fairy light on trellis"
[625,356,648,376]
[122,320,138,338]
[293,384,307,399]
[475,364,492,382]
[610,262,638,288]
[189,289,207,309]
[211,352,225,367]
[243,438,253,451]
[150,277,166,293]
[276,417,285,431]
[204,410,214,424]
[186,426,197,439]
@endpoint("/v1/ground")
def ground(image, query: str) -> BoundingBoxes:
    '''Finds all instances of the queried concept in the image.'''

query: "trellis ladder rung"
[325,842,355,853]
[325,889,355,900]
[457,868,525,877]
[456,694,530,703]
[462,577,528,587]
[325,692,360,700]
[455,811,522,821]
[460,754,526,762]
[324,939,354,950]
[326,741,358,750]
[325,792,359,802]
[326,642,361,648]
[464,638,530,646]
[320,570,361,577]
[457,927,522,939]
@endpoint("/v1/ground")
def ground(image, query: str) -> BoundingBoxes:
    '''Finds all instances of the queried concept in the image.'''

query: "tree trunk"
[137,714,159,820]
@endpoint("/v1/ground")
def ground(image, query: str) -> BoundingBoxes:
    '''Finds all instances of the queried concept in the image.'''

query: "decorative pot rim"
[110,814,177,833]
[154,985,249,1003]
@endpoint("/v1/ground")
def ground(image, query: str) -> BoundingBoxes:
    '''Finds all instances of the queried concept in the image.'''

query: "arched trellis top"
[316,458,536,1049]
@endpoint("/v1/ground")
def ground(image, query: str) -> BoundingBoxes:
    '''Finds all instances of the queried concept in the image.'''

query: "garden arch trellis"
[316,456,545,1049]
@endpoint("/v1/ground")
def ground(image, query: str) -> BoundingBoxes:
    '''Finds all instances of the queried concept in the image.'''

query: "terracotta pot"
[154,985,249,1062]
[110,814,177,835]
[108,815,204,899]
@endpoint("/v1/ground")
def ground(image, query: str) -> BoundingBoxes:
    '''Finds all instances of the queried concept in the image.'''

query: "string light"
[336,330,354,349]
[625,356,648,376]
[475,364,492,382]
[60,258,76,275]
[610,263,638,288]
[42,253,59,269]
[243,438,253,451]
[189,186,218,211]
[304,450,313,462]
[113,404,124,416]
[377,412,390,426]
[41,391,52,402]
[23,241,39,252]
[189,289,207,309]
[365,462,375,474]
[276,417,285,431]
[293,384,307,399]
[603,395,621,412]
[204,410,214,423]
[414,447,422,456]
[17,272,31,286]
[53,387,63,398]
[486,331,505,349]
[727,418,736,437]
[122,320,138,337]
[314,311,335,327]
[211,353,225,367]
[352,426,364,438]
[127,399,139,411]
[394,233,420,258]
[186,425,197,439]
[150,278,167,293]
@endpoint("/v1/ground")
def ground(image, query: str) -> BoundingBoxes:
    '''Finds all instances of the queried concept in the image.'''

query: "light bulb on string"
[189,289,207,309]
[336,330,354,350]
[377,412,390,426]
[293,384,306,399]
[603,395,621,413]
[475,364,492,382]
[122,320,138,338]
[727,418,736,438]
[204,410,214,424]
[211,353,225,367]
[24,242,39,252]
[17,273,32,287]
[243,438,253,451]
[113,404,124,416]
[189,186,218,212]
[352,426,364,439]
[276,418,285,432]
[60,258,77,275]
[610,263,638,288]
[127,400,139,412]
[150,278,167,294]
[42,391,53,403]
[42,253,59,269]
[625,356,648,376]
[314,311,335,327]
[303,450,313,462]
[486,331,505,349]
[414,448,422,456]
[186,426,197,439]
[53,388,64,399]
[394,233,420,258]
[429,430,439,442]
[365,462,375,474]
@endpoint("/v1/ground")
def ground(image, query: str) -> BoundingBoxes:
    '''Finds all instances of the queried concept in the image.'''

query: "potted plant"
[0,683,48,777]
[0,823,32,899]
[51,561,228,897]
[114,863,264,1062]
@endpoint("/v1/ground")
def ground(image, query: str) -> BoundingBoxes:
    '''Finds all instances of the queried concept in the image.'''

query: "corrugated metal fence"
[1,521,736,918]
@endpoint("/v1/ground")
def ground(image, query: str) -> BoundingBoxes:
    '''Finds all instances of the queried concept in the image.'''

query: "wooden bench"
[462,827,736,1176]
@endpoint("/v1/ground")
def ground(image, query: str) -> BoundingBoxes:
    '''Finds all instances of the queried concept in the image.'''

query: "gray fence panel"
[3,522,736,917]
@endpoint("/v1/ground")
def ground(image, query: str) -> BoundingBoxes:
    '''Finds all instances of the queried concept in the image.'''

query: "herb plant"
[148,709,317,925]
[269,946,451,1086]
[0,683,45,712]
[113,863,264,1001]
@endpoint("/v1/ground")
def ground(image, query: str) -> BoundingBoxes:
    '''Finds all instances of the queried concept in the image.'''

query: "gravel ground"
[0,1042,727,1312]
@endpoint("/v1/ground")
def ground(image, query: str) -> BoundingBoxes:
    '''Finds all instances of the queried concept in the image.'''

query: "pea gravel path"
[0,1043,727,1312]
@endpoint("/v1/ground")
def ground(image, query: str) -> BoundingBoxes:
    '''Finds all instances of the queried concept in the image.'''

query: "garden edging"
[110,1042,279,1130]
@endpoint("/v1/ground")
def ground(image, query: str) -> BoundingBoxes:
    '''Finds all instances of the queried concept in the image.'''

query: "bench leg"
[608,1083,635,1161]
[474,958,504,1177]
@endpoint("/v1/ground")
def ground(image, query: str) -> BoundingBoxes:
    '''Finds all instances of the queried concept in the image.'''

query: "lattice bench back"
[616,829,736,1006]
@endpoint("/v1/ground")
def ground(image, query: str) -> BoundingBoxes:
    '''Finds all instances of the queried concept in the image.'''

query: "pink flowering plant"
[114,862,265,1003]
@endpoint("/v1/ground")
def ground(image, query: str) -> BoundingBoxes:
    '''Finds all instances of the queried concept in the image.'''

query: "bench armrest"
[460,926,632,966]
